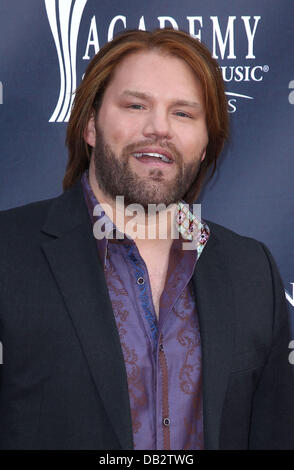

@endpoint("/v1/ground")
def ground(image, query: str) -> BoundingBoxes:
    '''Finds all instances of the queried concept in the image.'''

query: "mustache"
[121,139,182,163]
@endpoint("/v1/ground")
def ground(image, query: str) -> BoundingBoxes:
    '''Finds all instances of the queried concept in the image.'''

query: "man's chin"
[122,189,181,209]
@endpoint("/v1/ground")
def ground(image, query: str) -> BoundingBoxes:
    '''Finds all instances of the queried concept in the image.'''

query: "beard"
[93,125,204,209]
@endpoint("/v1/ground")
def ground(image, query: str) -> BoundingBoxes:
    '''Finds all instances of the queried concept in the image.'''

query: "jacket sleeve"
[249,242,294,449]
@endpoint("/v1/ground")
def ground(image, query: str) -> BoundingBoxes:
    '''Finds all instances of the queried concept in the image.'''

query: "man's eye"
[128,104,144,110]
[175,111,191,118]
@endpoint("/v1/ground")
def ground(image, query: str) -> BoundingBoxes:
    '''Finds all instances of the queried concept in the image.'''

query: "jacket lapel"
[192,231,235,450]
[40,180,133,450]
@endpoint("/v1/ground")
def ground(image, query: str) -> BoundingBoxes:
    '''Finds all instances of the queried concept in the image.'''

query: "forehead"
[104,50,204,102]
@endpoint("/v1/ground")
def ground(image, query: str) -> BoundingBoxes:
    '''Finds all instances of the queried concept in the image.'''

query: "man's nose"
[142,107,172,140]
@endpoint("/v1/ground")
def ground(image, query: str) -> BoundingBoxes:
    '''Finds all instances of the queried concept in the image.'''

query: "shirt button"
[159,343,164,352]
[163,417,170,426]
[137,277,145,285]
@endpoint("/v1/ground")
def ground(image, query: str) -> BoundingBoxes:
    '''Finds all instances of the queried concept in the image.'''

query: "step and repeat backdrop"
[0,1,293,343]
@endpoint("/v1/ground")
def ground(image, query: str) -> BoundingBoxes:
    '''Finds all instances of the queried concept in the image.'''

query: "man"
[0,28,293,450]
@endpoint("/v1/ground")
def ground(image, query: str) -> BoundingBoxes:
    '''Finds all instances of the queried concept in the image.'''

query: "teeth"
[133,152,172,163]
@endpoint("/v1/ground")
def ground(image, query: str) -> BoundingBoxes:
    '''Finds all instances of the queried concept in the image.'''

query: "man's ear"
[84,113,96,147]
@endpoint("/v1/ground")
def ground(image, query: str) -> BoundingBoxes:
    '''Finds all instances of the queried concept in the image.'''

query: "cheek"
[185,125,208,156]
[99,110,141,149]
[181,136,208,160]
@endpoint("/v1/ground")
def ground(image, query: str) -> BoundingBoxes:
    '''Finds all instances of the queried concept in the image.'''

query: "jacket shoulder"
[203,219,281,284]
[205,219,265,252]
[0,180,87,247]
[0,195,61,237]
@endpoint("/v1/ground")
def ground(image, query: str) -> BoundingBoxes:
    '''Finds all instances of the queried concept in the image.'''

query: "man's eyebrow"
[121,90,152,100]
[120,90,201,109]
[172,99,201,109]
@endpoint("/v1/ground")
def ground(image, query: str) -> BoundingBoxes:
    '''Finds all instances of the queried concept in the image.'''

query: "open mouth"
[132,152,173,164]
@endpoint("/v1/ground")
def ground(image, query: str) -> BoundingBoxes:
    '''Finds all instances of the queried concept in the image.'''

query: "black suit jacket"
[0,179,293,450]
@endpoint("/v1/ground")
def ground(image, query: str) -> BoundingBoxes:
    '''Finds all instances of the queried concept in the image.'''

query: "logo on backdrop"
[45,0,87,122]
[289,80,294,105]
[46,1,270,121]
[0,81,3,105]
[286,283,294,308]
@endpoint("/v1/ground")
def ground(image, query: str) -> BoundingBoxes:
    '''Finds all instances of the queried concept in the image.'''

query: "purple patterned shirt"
[81,170,210,450]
